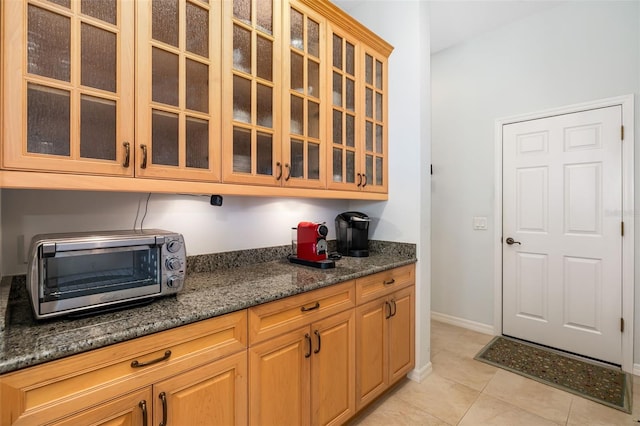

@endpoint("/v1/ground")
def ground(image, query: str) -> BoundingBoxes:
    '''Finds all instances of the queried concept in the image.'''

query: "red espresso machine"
[289,222,335,269]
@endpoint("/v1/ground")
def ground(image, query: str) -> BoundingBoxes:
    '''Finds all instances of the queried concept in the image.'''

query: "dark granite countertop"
[0,241,416,374]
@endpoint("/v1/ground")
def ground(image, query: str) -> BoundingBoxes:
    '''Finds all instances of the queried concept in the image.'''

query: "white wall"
[431,0,639,354]
[1,189,349,275]
[336,0,432,377]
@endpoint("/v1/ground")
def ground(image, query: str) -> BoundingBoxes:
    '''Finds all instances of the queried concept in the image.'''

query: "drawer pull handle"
[304,333,312,358]
[301,302,320,312]
[383,278,396,286]
[131,350,172,368]
[159,392,168,426]
[314,330,321,354]
[139,400,148,426]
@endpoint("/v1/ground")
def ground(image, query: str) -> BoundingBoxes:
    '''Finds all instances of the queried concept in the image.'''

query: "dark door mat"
[475,336,632,413]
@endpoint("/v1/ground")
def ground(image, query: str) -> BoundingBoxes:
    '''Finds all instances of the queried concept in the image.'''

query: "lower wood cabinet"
[48,388,152,426]
[249,308,355,426]
[0,311,247,425]
[0,264,415,426]
[152,350,247,426]
[356,284,415,410]
[48,351,247,426]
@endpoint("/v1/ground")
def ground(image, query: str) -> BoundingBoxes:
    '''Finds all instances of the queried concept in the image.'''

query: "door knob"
[505,237,521,245]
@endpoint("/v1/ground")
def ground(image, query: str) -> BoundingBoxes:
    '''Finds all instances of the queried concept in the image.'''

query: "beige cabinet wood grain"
[310,309,356,426]
[355,279,415,410]
[1,0,392,200]
[324,26,390,193]
[249,325,311,426]
[135,0,222,181]
[2,0,135,176]
[49,388,153,426]
[153,350,247,426]
[222,0,331,190]
[0,311,247,426]
[248,282,356,426]
[249,310,355,426]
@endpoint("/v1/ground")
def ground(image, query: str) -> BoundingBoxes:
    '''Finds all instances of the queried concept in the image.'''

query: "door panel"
[311,310,355,426]
[503,105,622,365]
[514,252,548,322]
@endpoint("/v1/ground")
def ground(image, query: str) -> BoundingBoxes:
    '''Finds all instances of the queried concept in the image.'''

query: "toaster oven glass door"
[39,245,161,313]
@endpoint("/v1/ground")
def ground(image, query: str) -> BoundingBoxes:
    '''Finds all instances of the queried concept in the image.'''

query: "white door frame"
[493,94,635,372]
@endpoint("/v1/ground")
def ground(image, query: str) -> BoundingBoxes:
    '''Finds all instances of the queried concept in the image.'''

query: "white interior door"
[502,105,623,365]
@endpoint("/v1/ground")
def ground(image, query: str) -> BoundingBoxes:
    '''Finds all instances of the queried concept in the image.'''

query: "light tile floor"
[349,320,640,425]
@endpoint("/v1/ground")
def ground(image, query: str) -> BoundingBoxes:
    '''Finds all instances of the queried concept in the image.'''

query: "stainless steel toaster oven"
[27,229,186,319]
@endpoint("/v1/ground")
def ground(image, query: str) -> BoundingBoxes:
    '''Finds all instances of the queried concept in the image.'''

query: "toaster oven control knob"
[166,239,182,253]
[166,257,182,271]
[167,276,182,288]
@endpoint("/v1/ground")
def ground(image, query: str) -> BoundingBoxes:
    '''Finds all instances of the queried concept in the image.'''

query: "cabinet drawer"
[355,264,415,304]
[0,310,247,426]
[248,281,355,345]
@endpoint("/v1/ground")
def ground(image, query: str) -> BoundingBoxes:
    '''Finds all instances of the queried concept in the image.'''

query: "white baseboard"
[407,362,432,383]
[431,311,495,336]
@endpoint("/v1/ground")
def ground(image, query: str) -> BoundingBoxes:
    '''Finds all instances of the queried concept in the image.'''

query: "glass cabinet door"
[362,51,387,192]
[136,0,221,181]
[328,30,358,190]
[3,0,135,176]
[284,3,325,188]
[222,0,280,185]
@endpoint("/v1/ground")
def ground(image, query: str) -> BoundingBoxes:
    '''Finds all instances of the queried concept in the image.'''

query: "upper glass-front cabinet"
[136,0,221,181]
[2,0,392,197]
[327,23,388,193]
[282,2,326,189]
[362,49,387,193]
[222,0,281,185]
[2,0,135,175]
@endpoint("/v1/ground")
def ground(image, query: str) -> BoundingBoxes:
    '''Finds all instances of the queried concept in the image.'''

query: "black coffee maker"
[335,211,370,257]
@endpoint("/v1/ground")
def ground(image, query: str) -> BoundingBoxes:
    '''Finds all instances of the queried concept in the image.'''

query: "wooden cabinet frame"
[0,0,392,200]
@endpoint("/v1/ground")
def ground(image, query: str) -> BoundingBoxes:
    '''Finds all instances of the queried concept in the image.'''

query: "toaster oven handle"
[52,236,159,252]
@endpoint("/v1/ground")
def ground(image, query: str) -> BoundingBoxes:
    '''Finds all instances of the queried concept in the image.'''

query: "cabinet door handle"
[391,299,397,317]
[301,302,320,312]
[140,144,148,169]
[362,174,368,188]
[304,333,312,358]
[131,350,171,368]
[313,330,321,354]
[122,142,131,168]
[276,162,282,180]
[357,173,362,187]
[284,163,291,181]
[159,392,168,426]
[139,400,148,426]
[383,278,395,286]
[385,301,392,319]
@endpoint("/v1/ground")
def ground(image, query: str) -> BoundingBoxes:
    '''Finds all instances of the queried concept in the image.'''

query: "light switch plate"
[473,216,488,230]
